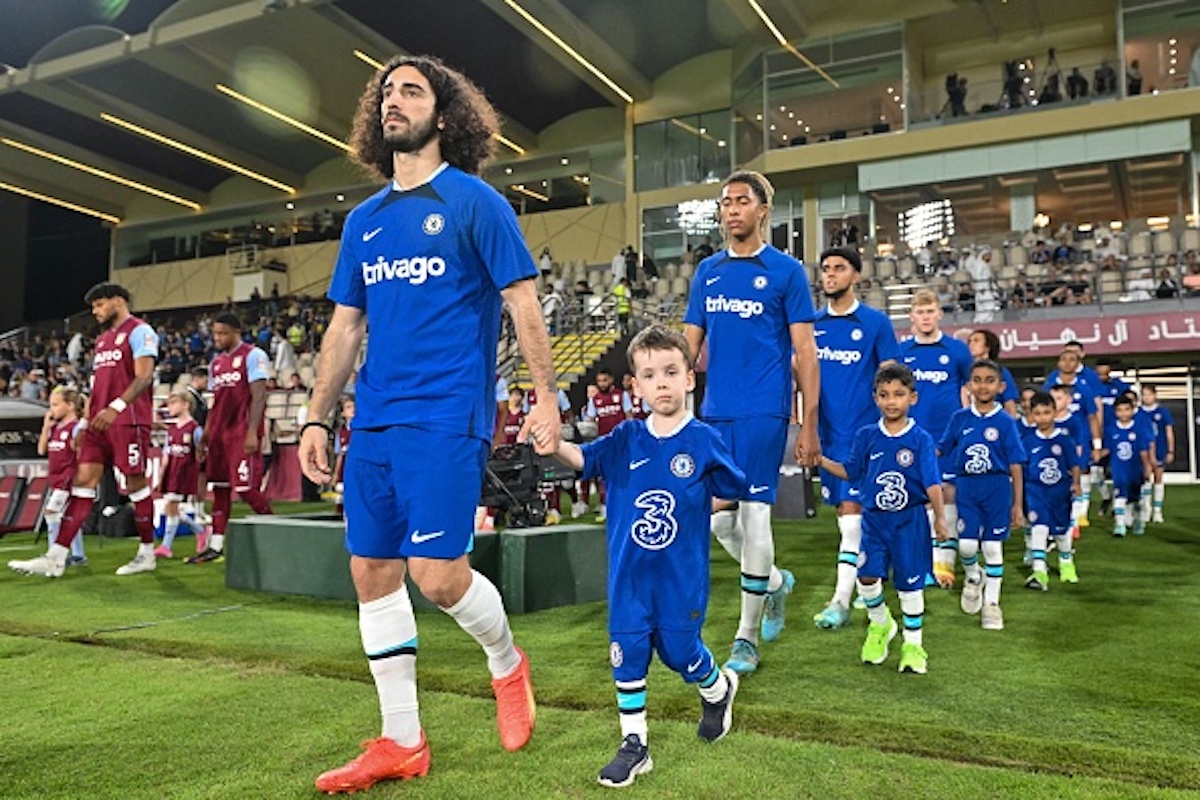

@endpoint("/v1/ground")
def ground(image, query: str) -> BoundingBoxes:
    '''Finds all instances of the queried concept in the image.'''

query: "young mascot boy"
[821,364,947,674]
[1021,391,1083,588]
[536,324,746,788]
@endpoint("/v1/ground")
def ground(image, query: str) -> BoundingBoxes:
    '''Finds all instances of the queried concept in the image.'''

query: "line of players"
[808,268,1174,674]
[9,289,276,579]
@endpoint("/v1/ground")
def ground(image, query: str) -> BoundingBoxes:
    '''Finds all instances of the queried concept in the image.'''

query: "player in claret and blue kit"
[540,325,745,788]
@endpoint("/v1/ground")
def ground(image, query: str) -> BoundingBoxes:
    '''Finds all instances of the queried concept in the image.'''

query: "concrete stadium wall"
[518,203,627,267]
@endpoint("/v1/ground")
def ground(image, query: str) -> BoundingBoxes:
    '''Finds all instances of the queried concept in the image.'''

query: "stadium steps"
[508,331,622,390]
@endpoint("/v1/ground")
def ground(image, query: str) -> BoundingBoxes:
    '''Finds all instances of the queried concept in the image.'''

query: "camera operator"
[946,73,968,117]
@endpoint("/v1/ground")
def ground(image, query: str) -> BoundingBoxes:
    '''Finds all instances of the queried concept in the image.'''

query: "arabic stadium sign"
[941,311,1200,358]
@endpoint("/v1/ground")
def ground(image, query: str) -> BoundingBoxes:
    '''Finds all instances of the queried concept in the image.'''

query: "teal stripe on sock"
[902,614,923,630]
[837,551,858,565]
[984,564,1003,578]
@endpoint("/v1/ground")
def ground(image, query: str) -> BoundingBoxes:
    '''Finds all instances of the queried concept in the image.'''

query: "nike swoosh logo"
[687,657,705,672]
[870,452,884,460]
[964,428,974,435]
[706,276,721,285]
[749,485,769,494]
[410,530,444,544]
[906,575,920,585]
[630,458,650,470]
[904,356,916,363]
[363,227,383,242]
[814,330,828,336]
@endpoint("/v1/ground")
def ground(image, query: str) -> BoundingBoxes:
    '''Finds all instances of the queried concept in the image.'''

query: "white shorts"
[45,488,70,516]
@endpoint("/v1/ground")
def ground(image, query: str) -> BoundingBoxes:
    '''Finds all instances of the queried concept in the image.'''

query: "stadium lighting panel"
[215,84,349,151]
[0,179,120,223]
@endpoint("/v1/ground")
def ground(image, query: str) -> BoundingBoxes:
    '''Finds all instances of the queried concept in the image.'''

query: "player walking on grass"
[821,364,946,673]
[1139,384,1173,524]
[187,313,273,564]
[938,360,1026,630]
[9,283,159,579]
[899,289,972,590]
[810,246,899,631]
[298,55,554,794]
[683,170,821,675]
[538,325,745,787]
[156,391,206,559]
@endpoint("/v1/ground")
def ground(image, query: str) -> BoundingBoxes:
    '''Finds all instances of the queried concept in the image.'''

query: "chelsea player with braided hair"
[821,363,946,674]
[537,324,745,788]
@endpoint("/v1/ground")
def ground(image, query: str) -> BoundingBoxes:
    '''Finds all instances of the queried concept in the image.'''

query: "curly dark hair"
[348,55,499,181]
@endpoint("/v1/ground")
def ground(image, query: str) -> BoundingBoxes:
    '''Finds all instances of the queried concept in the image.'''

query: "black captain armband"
[301,421,334,437]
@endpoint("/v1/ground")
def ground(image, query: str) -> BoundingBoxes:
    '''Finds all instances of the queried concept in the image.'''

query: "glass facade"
[634,109,732,192]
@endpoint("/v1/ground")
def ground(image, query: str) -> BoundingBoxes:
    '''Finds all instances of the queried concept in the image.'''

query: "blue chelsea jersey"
[938,404,1027,477]
[328,165,537,439]
[580,415,746,629]
[1107,420,1149,483]
[1023,428,1082,490]
[684,245,815,420]
[843,418,940,512]
[1141,404,1173,450]
[897,333,972,439]
[814,300,900,459]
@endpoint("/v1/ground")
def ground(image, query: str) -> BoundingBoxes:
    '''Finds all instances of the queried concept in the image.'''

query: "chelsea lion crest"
[670,453,695,478]
[422,213,445,235]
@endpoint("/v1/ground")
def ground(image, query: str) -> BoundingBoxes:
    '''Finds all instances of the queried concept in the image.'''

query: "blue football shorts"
[707,416,787,503]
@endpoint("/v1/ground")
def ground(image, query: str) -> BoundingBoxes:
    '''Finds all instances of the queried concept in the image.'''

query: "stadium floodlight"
[0,180,121,224]
[503,0,634,103]
[215,84,349,152]
[1,137,201,210]
[100,113,296,194]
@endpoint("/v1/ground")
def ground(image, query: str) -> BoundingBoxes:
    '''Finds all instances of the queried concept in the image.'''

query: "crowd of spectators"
[0,290,333,404]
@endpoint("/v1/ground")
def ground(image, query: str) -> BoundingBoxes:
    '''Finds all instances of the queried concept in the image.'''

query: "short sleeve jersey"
[1051,378,1098,421]
[587,387,631,436]
[842,419,940,512]
[938,404,1027,477]
[328,165,537,440]
[898,332,972,439]
[500,408,524,444]
[684,245,815,419]
[1142,403,1174,453]
[208,341,269,438]
[1107,421,1149,484]
[1055,409,1091,455]
[1093,376,1132,409]
[47,419,84,487]
[1024,428,1082,496]
[580,416,745,630]
[90,315,158,426]
[163,418,201,491]
[999,365,1019,407]
[814,300,900,459]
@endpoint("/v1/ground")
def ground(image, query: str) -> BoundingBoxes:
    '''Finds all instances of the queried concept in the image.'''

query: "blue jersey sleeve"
[917,429,941,490]
[785,265,816,325]
[579,422,628,482]
[469,185,540,291]
[247,348,270,382]
[937,410,961,456]
[703,428,747,499]
[1002,418,1028,468]
[494,376,509,403]
[682,262,709,329]
[874,320,901,364]
[129,323,159,359]
[328,209,367,309]
[1000,366,1019,406]
[192,425,204,448]
[843,426,869,484]
[952,340,973,388]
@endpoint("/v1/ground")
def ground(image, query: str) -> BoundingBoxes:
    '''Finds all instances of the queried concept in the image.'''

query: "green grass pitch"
[0,493,1197,798]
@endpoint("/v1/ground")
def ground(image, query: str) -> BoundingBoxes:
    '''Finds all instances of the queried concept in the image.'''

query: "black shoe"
[697,668,739,742]
[65,555,88,567]
[597,734,652,788]
[185,547,225,564]
[1099,498,1112,516]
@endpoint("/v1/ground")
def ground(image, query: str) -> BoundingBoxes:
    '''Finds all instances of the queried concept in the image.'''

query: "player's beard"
[383,112,439,154]
[825,284,852,302]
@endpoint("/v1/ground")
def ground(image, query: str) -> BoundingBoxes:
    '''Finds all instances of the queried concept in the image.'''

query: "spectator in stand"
[1052,238,1076,265]
[539,247,553,278]
[632,281,651,300]
[1008,270,1036,309]
[1094,60,1117,95]
[611,246,627,284]
[613,277,632,336]
[1184,261,1200,296]
[1065,270,1094,305]
[936,281,956,312]
[286,319,305,352]
[272,331,297,375]
[21,368,48,401]
[541,283,564,336]
[1125,269,1156,301]
[288,373,307,392]
[1030,240,1051,265]
[1157,268,1181,299]
[957,281,975,312]
[1066,68,1089,99]
[1127,59,1143,95]
[1038,268,1070,305]
[624,246,640,283]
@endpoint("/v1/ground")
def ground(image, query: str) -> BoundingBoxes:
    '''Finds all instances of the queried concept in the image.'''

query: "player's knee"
[657,636,704,679]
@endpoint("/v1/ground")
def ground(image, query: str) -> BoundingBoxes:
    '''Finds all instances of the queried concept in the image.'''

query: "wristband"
[1092,438,1101,450]
[108,398,127,414]
[301,421,333,437]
